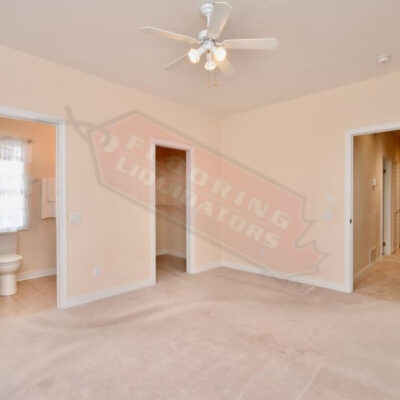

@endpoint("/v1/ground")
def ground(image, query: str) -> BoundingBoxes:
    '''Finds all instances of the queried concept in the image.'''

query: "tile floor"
[0,275,56,319]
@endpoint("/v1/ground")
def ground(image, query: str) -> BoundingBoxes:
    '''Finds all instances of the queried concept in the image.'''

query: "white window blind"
[0,137,30,232]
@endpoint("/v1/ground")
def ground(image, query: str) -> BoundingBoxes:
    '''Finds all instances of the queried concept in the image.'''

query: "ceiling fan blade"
[141,26,199,45]
[164,53,188,71]
[218,58,235,76]
[223,38,279,50]
[207,2,232,39]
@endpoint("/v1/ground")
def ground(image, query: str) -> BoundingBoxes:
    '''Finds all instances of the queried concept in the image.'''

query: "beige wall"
[0,44,220,298]
[220,71,400,285]
[156,147,186,257]
[353,132,400,274]
[1,42,400,296]
[0,117,56,273]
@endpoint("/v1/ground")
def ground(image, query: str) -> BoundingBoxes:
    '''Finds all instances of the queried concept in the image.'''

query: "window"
[0,137,30,232]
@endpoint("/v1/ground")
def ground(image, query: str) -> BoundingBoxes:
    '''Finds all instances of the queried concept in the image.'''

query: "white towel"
[41,178,56,219]
[47,178,56,202]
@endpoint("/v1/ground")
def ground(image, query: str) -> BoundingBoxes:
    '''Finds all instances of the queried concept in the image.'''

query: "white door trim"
[382,158,393,255]
[392,162,400,252]
[150,138,194,283]
[345,121,400,293]
[0,106,68,309]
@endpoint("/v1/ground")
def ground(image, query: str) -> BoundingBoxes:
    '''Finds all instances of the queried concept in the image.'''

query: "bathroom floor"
[0,275,56,319]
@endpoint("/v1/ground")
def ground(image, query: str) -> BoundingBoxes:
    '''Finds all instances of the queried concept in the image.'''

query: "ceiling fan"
[141,1,278,77]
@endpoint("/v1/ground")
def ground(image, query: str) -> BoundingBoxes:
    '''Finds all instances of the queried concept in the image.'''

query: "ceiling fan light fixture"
[204,61,217,71]
[213,46,227,62]
[188,47,205,63]
[188,48,200,63]
[204,52,217,71]
[205,60,217,71]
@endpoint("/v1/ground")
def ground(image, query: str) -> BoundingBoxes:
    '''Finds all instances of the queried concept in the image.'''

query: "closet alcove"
[155,146,187,279]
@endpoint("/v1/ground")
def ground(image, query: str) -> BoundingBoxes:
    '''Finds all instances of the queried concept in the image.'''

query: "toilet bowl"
[0,254,23,296]
[0,233,23,296]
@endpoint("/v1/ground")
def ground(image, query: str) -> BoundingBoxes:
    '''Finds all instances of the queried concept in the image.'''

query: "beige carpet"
[1,255,400,399]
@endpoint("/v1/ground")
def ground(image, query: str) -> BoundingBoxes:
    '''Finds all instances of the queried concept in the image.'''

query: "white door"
[393,162,400,252]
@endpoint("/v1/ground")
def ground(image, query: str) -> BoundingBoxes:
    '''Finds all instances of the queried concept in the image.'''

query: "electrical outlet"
[93,266,100,277]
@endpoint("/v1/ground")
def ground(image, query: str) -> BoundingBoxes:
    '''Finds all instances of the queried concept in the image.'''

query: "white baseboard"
[354,259,380,282]
[65,278,154,308]
[64,259,349,309]
[220,261,348,293]
[190,261,221,274]
[156,250,186,258]
[17,267,56,281]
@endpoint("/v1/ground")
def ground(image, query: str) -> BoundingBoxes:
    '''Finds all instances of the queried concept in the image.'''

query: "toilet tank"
[0,233,18,254]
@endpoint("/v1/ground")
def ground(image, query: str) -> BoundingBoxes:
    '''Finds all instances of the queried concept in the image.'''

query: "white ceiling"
[0,0,399,115]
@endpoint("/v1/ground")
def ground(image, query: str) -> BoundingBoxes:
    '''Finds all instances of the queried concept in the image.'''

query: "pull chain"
[206,69,218,87]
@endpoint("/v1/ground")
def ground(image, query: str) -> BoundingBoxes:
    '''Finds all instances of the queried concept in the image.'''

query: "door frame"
[150,138,194,283]
[345,121,400,293]
[0,106,68,309]
[391,161,400,252]
[382,157,393,255]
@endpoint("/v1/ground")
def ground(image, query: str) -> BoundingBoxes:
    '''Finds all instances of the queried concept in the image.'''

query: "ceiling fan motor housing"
[199,1,216,44]
[198,29,209,42]
[200,2,215,19]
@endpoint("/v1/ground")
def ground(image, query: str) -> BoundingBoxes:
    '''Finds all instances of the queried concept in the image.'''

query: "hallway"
[355,253,400,302]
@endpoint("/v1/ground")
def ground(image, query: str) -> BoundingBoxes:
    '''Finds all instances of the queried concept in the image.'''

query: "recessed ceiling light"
[376,54,391,64]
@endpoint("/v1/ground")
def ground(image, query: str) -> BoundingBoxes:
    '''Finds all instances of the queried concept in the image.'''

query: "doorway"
[151,140,194,283]
[0,106,67,311]
[347,124,400,300]
[392,161,400,251]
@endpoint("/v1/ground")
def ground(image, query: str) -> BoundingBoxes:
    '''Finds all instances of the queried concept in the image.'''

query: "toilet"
[0,233,23,296]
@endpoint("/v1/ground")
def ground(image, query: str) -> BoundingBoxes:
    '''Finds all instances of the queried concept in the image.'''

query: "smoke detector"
[376,54,391,64]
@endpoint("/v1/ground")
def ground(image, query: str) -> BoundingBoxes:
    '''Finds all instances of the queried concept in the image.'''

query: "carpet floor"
[1,255,400,399]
